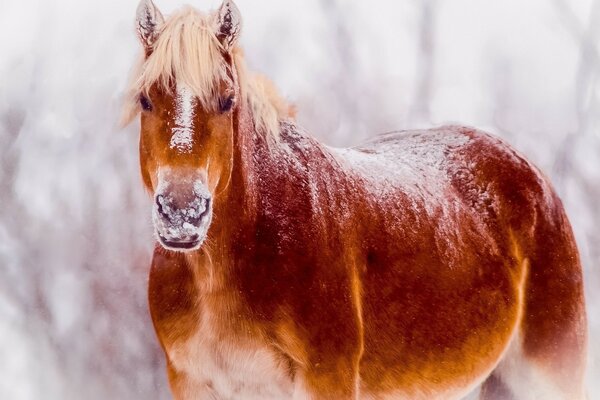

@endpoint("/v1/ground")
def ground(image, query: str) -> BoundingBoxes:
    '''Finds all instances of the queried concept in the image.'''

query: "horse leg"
[167,362,220,400]
[482,210,587,400]
[479,373,515,400]
[285,320,362,400]
[481,327,585,400]
[292,362,361,400]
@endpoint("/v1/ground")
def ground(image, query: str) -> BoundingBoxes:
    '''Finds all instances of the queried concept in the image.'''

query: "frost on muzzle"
[152,169,212,251]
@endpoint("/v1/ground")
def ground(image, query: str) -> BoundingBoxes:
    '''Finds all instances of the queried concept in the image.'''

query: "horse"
[123,1,588,399]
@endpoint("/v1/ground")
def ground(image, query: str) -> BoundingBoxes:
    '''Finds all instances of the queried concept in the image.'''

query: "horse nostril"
[199,199,211,218]
[155,195,169,221]
[188,198,211,225]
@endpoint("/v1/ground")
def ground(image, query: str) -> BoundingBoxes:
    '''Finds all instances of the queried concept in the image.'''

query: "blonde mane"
[123,6,294,138]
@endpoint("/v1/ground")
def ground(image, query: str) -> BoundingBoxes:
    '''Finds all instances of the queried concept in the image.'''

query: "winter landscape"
[0,0,599,398]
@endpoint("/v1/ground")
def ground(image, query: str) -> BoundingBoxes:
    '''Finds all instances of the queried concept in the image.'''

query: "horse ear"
[214,0,242,52]
[136,0,164,51]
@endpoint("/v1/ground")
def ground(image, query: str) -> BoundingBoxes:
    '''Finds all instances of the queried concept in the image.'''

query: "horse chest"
[166,310,294,400]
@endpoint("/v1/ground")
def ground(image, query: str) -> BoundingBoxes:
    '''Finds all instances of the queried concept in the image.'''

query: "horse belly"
[359,258,524,399]
[167,327,294,399]
[360,315,517,400]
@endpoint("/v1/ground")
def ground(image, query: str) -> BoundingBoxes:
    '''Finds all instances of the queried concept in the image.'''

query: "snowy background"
[0,0,598,398]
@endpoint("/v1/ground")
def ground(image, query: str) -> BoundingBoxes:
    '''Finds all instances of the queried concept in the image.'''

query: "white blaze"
[170,84,196,153]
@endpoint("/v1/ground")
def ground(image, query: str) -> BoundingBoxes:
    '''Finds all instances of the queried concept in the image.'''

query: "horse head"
[132,0,242,251]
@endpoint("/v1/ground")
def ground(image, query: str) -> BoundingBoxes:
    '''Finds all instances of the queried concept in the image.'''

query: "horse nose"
[187,198,211,225]
[156,194,210,225]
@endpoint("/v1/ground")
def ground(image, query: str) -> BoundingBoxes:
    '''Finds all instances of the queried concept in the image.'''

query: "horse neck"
[210,101,271,249]
[192,101,279,300]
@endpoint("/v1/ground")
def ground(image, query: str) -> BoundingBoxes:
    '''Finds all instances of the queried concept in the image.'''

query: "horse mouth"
[157,234,202,251]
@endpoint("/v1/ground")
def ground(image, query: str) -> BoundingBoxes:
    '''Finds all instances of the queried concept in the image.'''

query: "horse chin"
[155,223,208,252]
[157,234,203,252]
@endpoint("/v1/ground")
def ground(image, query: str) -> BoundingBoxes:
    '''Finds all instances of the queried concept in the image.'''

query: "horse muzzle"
[152,172,213,252]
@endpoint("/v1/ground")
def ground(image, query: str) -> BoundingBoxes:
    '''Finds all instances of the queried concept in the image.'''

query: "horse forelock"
[123,6,294,140]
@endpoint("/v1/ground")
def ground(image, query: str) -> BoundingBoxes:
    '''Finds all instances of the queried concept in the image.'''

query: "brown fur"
[144,118,587,399]
[129,2,587,399]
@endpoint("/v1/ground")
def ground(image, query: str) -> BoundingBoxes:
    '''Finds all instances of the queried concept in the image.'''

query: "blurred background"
[0,0,598,398]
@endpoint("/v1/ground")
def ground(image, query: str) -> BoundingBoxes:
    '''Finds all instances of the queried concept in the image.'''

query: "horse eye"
[140,94,153,112]
[219,95,235,113]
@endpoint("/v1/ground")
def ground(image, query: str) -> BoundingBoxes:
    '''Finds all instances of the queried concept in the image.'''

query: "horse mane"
[122,6,294,139]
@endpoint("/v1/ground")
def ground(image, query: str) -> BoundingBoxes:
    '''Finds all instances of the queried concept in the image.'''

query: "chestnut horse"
[124,1,587,399]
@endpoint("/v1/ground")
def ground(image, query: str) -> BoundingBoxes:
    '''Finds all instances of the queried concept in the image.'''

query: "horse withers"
[124,1,588,399]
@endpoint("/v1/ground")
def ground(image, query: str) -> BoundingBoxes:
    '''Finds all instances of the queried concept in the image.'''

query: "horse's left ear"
[214,0,242,52]
[136,0,164,52]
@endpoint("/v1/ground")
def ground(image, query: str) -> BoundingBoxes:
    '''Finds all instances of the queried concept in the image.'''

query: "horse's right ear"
[214,0,242,52]
[136,0,164,52]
